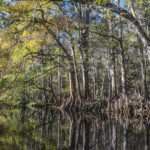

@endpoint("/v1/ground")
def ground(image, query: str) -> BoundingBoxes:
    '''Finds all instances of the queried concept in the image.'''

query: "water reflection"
[145,123,149,150]
[0,106,149,150]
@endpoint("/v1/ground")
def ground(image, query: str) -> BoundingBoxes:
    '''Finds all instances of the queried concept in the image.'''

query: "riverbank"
[1,98,150,122]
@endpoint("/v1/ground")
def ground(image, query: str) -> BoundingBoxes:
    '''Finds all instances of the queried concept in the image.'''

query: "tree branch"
[72,0,150,47]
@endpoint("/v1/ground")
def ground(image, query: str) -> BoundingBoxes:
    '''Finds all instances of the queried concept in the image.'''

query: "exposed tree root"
[31,96,150,121]
[59,95,77,110]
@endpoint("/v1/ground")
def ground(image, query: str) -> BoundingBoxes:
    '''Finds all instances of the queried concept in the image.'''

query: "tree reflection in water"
[145,123,149,150]
[0,107,149,150]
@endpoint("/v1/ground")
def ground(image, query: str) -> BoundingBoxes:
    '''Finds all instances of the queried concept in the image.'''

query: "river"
[0,106,149,150]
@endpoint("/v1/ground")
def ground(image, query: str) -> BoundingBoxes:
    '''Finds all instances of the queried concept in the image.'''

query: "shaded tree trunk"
[108,10,117,99]
[58,51,62,105]
[40,48,47,103]
[64,62,78,109]
[78,3,90,100]
[138,37,148,100]
[116,0,127,101]
[70,41,82,106]
[109,48,117,99]
[47,28,78,108]
[119,40,127,101]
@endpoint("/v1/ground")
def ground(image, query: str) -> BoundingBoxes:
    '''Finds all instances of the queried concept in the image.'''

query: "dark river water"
[0,106,149,150]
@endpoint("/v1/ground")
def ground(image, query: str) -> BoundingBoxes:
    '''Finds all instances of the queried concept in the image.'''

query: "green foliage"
[94,0,109,5]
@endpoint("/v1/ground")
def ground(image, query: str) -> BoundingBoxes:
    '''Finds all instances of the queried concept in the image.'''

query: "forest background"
[0,0,149,109]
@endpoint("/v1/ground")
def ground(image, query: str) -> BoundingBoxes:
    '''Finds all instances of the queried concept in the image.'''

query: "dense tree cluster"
[0,0,149,108]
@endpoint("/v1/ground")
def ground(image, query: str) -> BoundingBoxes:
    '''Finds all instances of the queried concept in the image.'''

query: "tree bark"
[104,2,150,48]
[46,28,78,108]
[78,3,90,100]
[63,61,78,109]
[40,48,47,103]
[117,0,127,101]
[129,4,148,100]
[58,51,62,105]
[119,40,127,101]
[107,10,117,99]
[138,38,148,100]
[70,40,82,106]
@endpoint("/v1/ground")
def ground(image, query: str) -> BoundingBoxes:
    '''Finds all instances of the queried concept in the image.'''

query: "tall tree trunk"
[70,40,82,106]
[47,28,78,108]
[138,38,148,100]
[108,70,112,98]
[58,51,62,105]
[108,10,117,99]
[100,73,105,99]
[119,40,127,101]
[64,62,78,109]
[40,49,47,103]
[117,0,127,101]
[109,48,117,99]
[92,55,97,99]
[78,3,90,100]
